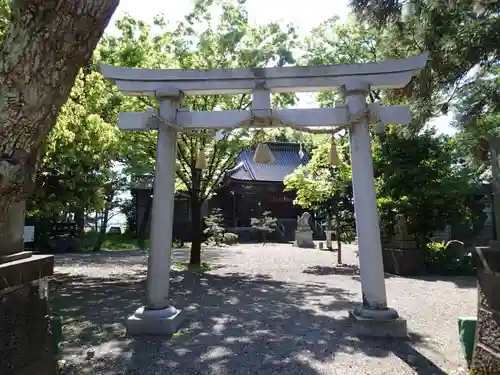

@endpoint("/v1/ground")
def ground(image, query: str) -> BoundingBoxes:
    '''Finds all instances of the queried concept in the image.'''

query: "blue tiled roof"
[227,142,309,182]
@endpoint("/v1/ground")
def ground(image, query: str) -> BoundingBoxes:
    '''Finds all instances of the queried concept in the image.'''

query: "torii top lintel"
[100,53,429,96]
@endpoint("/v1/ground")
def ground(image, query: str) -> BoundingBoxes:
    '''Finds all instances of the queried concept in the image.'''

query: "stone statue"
[295,211,314,248]
[297,212,311,230]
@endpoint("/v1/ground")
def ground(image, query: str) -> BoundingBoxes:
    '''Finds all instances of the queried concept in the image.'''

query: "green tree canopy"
[0,0,10,40]
[284,135,352,210]
[96,0,300,263]
[452,64,500,152]
[374,130,486,245]
[349,0,500,127]
[28,70,122,236]
[283,134,357,254]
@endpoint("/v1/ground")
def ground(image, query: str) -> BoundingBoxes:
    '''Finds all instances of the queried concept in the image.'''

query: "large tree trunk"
[336,211,342,264]
[138,195,152,250]
[73,206,85,239]
[190,196,203,265]
[0,0,119,256]
[93,207,109,252]
[489,140,500,240]
[189,169,203,265]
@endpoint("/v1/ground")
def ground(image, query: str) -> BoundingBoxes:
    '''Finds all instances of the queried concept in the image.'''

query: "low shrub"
[250,211,277,244]
[82,231,140,251]
[223,232,238,245]
[203,209,226,246]
[424,240,475,276]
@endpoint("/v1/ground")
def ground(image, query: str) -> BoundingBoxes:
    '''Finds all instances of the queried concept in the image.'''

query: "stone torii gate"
[101,53,428,336]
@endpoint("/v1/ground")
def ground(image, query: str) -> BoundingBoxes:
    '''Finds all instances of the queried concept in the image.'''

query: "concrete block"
[349,308,409,339]
[126,305,185,336]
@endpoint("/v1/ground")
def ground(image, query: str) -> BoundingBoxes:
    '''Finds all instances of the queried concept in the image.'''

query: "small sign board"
[24,225,35,243]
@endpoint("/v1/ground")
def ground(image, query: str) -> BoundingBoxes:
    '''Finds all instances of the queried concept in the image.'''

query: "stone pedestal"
[127,305,185,336]
[0,254,56,375]
[295,230,314,248]
[382,241,426,276]
[381,225,426,276]
[349,306,408,338]
[471,243,500,374]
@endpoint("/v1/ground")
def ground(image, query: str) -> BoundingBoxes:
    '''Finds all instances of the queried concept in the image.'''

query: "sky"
[110,0,352,33]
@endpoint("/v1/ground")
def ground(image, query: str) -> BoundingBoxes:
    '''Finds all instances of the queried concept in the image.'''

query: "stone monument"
[381,214,426,276]
[471,241,500,374]
[0,201,55,375]
[295,212,315,248]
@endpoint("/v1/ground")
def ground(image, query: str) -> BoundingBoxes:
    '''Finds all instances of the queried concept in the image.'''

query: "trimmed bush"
[424,240,475,276]
[223,232,239,245]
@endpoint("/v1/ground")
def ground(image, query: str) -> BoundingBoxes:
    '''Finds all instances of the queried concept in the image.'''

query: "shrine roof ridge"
[228,142,309,182]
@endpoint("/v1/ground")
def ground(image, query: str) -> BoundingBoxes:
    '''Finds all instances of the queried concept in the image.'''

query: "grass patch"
[172,262,213,273]
[172,329,185,338]
[82,231,192,251]
[82,231,146,251]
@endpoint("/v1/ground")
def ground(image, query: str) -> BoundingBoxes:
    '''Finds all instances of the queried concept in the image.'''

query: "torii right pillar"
[345,82,408,338]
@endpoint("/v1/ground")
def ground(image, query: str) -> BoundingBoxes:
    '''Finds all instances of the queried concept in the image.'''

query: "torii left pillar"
[126,88,185,335]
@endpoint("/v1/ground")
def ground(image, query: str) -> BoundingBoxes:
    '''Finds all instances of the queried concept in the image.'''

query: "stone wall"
[382,239,426,276]
[471,243,500,374]
[0,254,56,375]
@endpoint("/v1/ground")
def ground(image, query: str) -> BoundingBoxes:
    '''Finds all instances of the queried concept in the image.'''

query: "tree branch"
[200,139,221,194]
[176,138,194,193]
[237,94,248,110]
[175,167,191,193]
[202,153,238,201]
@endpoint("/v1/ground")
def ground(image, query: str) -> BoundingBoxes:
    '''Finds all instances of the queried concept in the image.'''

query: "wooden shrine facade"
[132,142,308,242]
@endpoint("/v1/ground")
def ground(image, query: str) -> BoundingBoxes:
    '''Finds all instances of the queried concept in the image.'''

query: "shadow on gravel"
[53,248,228,269]
[406,275,476,289]
[392,342,448,375]
[303,265,359,276]
[53,269,439,375]
[350,274,476,289]
[51,272,145,348]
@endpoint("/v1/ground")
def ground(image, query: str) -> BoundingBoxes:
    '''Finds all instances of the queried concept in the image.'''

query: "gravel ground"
[52,244,476,375]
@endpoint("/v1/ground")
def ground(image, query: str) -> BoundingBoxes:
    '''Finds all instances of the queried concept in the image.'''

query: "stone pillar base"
[126,305,185,336]
[349,306,408,338]
[295,230,315,248]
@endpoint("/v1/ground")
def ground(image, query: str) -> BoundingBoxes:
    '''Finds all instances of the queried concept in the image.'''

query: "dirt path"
[53,244,474,375]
